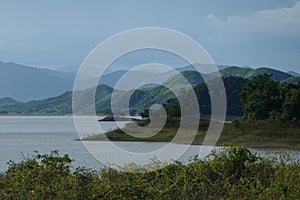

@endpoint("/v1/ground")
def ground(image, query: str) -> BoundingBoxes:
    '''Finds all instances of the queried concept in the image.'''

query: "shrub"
[1,147,300,199]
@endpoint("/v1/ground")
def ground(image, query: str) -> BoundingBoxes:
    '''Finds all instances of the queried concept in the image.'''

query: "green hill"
[0,66,299,116]
[220,66,292,81]
[0,76,247,117]
[0,85,113,115]
[0,97,19,107]
[164,76,247,117]
[284,76,300,84]
[163,70,204,88]
[163,66,297,88]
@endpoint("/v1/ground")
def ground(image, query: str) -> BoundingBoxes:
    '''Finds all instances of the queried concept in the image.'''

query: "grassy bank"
[83,119,300,149]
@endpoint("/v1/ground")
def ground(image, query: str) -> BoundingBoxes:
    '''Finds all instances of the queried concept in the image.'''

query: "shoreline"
[1,115,299,150]
[81,138,300,151]
[83,119,300,150]
[0,114,106,116]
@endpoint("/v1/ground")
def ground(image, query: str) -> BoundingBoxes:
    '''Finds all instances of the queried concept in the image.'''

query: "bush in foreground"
[0,147,300,199]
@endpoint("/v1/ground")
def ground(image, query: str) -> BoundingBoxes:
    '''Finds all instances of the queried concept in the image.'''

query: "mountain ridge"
[287,71,300,77]
[0,61,74,101]
[1,65,299,116]
[0,60,298,103]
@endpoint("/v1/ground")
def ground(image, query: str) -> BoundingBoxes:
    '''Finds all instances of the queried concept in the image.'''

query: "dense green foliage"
[284,76,300,85]
[1,147,300,199]
[164,76,247,118]
[128,85,177,115]
[281,83,300,121]
[240,74,282,120]
[240,74,300,121]
[163,70,204,87]
[195,76,247,116]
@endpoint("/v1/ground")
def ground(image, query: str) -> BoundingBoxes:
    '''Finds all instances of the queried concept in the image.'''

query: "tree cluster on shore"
[240,74,300,121]
[160,74,300,122]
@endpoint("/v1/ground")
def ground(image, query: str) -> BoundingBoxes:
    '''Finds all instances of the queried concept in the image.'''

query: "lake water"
[0,116,299,172]
[0,116,122,171]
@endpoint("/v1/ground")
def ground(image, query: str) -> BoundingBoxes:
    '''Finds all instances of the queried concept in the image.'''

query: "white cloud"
[203,1,300,40]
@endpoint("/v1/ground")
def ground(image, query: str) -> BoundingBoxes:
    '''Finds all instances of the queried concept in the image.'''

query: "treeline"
[240,74,300,121]
[1,147,300,199]
[142,76,247,118]
[162,74,300,121]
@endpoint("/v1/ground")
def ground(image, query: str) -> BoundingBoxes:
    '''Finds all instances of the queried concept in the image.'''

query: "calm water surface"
[0,116,123,171]
[0,116,299,172]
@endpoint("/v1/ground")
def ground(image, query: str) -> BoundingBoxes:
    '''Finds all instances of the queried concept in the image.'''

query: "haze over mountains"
[0,61,74,101]
[0,60,299,103]
[0,60,299,116]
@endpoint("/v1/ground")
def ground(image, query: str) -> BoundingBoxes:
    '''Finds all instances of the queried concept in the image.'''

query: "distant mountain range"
[0,62,225,100]
[0,97,19,107]
[0,60,299,103]
[0,77,245,116]
[220,67,289,80]
[219,67,300,84]
[287,71,300,77]
[1,64,299,116]
[0,61,74,101]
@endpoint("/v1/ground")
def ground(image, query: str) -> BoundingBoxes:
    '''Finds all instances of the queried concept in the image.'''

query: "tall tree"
[240,74,282,120]
[282,85,300,121]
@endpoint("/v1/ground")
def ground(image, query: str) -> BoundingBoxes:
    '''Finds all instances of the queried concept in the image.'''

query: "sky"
[0,0,299,73]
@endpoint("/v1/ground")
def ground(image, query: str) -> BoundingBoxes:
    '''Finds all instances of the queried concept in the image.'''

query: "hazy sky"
[0,0,299,73]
